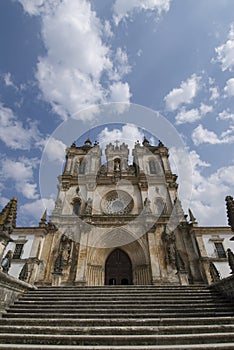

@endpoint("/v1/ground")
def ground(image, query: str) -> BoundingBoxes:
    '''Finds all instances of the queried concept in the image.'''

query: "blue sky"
[0,0,234,227]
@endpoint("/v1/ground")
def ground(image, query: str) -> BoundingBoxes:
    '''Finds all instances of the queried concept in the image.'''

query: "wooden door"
[105,249,132,285]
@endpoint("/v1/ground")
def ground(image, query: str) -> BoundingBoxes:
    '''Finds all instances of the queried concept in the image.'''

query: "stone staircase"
[0,285,234,349]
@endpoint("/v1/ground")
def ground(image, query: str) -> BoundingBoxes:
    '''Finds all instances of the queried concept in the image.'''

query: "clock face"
[101,190,134,215]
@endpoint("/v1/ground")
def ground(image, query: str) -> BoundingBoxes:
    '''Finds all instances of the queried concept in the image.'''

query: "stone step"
[0,344,234,350]
[1,324,234,336]
[0,316,234,327]
[28,286,215,292]
[7,305,233,314]
[36,285,208,290]
[22,291,220,295]
[4,311,233,319]
[19,296,224,304]
[1,332,234,346]
[13,301,230,308]
[2,285,234,349]
[26,288,216,294]
[23,293,218,300]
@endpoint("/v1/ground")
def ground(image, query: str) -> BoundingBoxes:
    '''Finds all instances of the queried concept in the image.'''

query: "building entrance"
[105,249,133,285]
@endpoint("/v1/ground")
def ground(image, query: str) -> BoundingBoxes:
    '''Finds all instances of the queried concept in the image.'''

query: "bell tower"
[105,141,129,174]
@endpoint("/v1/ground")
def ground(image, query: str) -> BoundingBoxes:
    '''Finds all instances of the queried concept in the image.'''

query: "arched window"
[73,199,81,215]
[79,158,86,174]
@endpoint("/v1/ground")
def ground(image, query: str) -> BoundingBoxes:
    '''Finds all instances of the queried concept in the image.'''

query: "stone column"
[74,230,89,285]
[147,230,161,284]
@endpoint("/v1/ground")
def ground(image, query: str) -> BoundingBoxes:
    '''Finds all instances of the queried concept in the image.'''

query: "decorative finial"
[84,138,92,146]
[188,208,197,224]
[158,140,164,147]
[114,140,120,148]
[142,136,150,146]
[39,209,47,227]
[226,196,234,231]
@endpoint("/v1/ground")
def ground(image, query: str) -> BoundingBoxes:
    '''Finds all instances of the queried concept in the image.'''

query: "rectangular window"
[13,243,24,259]
[214,242,226,258]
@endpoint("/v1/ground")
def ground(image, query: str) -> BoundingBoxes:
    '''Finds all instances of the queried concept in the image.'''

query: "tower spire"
[39,209,47,227]
[0,197,17,234]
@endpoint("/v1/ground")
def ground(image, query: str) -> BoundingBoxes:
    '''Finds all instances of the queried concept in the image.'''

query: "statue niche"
[53,234,72,275]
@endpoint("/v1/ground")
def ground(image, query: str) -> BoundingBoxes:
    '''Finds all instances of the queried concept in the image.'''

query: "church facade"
[1,138,233,286]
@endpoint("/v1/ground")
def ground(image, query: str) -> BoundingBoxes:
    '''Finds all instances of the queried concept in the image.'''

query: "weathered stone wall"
[211,274,234,301]
[0,271,36,316]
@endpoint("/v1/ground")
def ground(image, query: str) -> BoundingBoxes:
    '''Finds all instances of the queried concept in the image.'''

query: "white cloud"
[1,158,39,199]
[164,74,201,111]
[175,108,200,125]
[224,78,234,97]
[209,86,219,101]
[109,82,132,102]
[192,124,234,146]
[0,196,10,209]
[17,0,44,15]
[218,110,234,122]
[0,103,41,150]
[110,48,131,81]
[20,198,55,220]
[113,0,171,25]
[190,164,234,226]
[2,73,17,89]
[103,20,113,38]
[220,125,234,140]
[17,0,60,16]
[215,23,234,71]
[18,0,132,120]
[175,103,212,125]
[97,123,144,160]
[192,124,222,146]
[169,148,209,219]
[171,147,234,226]
[43,137,66,164]
[199,103,213,116]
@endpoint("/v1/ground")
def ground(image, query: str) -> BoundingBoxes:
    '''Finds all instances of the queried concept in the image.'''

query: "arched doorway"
[105,249,133,285]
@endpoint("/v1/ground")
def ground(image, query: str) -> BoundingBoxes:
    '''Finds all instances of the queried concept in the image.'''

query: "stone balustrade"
[0,271,36,316]
[211,274,234,301]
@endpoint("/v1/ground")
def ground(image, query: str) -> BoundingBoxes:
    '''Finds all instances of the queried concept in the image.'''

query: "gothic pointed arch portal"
[105,249,133,285]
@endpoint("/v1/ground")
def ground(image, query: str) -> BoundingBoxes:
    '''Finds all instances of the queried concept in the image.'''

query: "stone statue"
[19,262,29,281]
[53,234,72,274]
[162,231,176,268]
[142,198,152,214]
[227,248,234,274]
[209,262,220,283]
[53,252,63,274]
[85,198,92,215]
[1,250,13,274]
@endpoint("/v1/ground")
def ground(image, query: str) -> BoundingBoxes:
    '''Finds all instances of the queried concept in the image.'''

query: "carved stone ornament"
[62,182,70,191]
[101,190,134,215]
